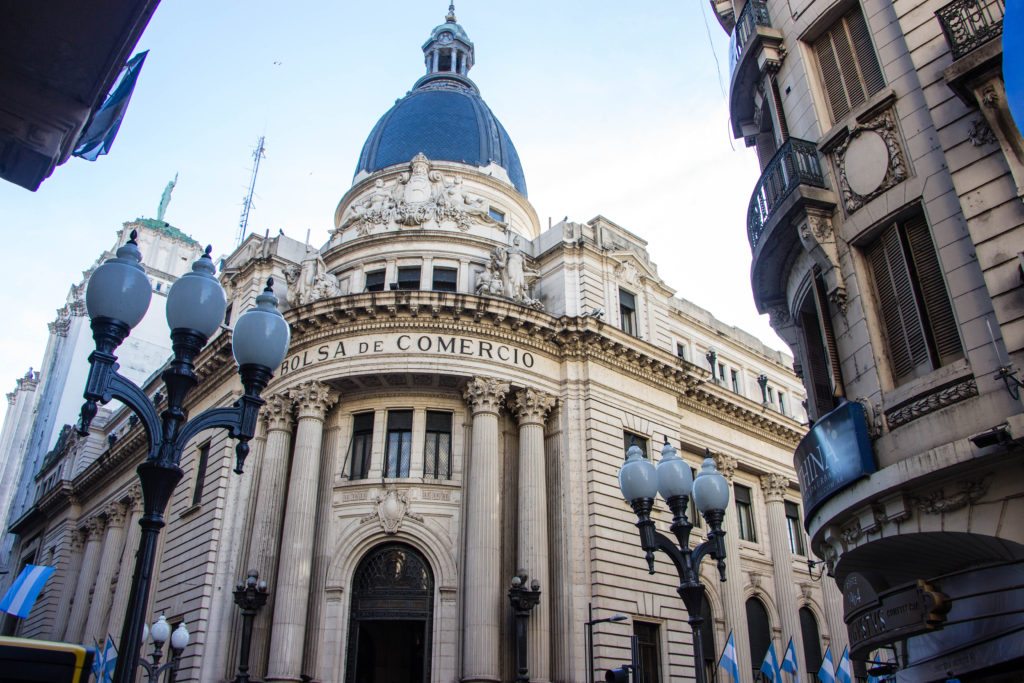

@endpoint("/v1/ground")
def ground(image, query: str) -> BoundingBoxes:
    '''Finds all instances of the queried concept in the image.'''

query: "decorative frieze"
[360,488,424,534]
[911,477,990,515]
[832,107,909,214]
[884,376,978,429]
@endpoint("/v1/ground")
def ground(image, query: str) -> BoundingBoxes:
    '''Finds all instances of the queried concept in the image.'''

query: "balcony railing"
[747,138,826,250]
[936,0,1005,61]
[731,0,772,77]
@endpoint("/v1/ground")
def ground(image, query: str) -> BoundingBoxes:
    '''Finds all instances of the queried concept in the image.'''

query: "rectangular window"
[767,386,775,403]
[349,412,375,480]
[424,411,453,479]
[786,501,806,556]
[365,269,386,292]
[718,363,727,382]
[735,484,757,542]
[397,266,421,290]
[688,466,702,528]
[619,289,637,336]
[385,410,413,478]
[432,266,458,292]
[866,213,963,385]
[191,442,210,507]
[814,4,886,122]
[634,622,662,683]
[731,369,740,393]
[799,269,843,420]
[778,391,787,415]
[623,431,648,459]
[676,342,687,360]
[488,207,506,223]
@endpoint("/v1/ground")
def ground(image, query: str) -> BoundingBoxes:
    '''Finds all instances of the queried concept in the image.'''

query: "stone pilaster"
[83,502,128,643]
[266,381,338,683]
[106,487,142,649]
[713,453,752,683]
[760,474,805,680]
[461,376,510,683]
[511,388,556,683]
[247,394,295,680]
[51,528,85,641]
[64,516,105,643]
[820,575,848,657]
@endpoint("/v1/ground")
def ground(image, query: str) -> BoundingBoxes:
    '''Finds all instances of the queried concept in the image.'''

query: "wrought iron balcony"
[747,138,826,250]
[730,0,772,77]
[936,0,1005,61]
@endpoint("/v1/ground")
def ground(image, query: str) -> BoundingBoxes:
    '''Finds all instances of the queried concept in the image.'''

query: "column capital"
[105,502,128,528]
[712,453,738,482]
[263,393,295,432]
[463,377,510,416]
[511,388,556,427]
[127,484,143,512]
[83,516,106,541]
[69,529,85,553]
[288,380,339,421]
[759,473,790,502]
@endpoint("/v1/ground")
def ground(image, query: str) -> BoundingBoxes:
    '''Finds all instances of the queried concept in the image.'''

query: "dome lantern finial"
[423,4,474,78]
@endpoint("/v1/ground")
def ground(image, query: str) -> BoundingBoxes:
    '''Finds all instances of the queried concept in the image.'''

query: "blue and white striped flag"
[836,646,853,683]
[0,564,55,618]
[817,645,836,683]
[718,630,741,683]
[781,637,800,683]
[761,642,782,682]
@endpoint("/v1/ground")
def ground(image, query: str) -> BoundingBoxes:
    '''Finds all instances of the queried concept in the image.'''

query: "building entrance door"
[346,543,434,683]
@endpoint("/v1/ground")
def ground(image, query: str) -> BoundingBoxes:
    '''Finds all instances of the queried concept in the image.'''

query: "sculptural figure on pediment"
[392,153,446,226]
[440,177,505,229]
[336,179,396,235]
[476,236,543,309]
[284,246,343,306]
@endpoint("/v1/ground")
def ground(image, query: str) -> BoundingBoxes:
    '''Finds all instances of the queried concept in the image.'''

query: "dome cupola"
[354,4,528,196]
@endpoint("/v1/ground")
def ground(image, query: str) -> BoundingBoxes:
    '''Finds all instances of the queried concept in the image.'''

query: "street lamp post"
[618,440,731,683]
[138,615,189,683]
[233,569,270,683]
[77,232,290,683]
[508,573,542,683]
[584,604,628,683]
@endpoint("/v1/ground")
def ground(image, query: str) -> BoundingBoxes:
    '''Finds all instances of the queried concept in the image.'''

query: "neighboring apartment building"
[4,9,845,683]
[0,219,200,576]
[712,0,1024,679]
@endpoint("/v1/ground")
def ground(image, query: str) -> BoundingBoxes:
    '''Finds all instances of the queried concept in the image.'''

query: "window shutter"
[833,21,867,111]
[867,225,930,382]
[815,33,850,120]
[800,308,835,418]
[813,269,845,401]
[815,6,885,122]
[903,215,963,366]
[847,7,886,97]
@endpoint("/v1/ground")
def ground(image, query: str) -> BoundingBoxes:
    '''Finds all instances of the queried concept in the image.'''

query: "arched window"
[346,543,434,683]
[700,599,717,683]
[746,597,772,678]
[800,607,823,674]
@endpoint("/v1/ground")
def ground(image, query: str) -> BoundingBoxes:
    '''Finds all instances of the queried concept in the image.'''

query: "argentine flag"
[761,642,782,682]
[92,636,117,683]
[0,564,55,618]
[818,645,836,683]
[718,630,741,683]
[836,646,853,683]
[781,637,800,683]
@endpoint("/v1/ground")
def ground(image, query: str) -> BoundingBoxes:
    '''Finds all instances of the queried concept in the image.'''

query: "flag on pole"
[817,645,836,683]
[781,637,800,683]
[0,564,55,618]
[836,646,853,683]
[100,636,117,683]
[761,642,782,682]
[718,630,741,683]
[73,51,149,161]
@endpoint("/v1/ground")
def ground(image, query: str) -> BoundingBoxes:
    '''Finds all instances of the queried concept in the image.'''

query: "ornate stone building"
[713,0,1024,679]
[5,8,845,683]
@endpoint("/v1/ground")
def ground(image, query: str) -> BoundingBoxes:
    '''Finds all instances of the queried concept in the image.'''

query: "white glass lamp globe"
[692,457,730,513]
[150,614,171,645]
[85,230,152,328]
[656,440,693,500]
[170,621,189,650]
[618,443,658,502]
[232,278,291,369]
[166,246,227,338]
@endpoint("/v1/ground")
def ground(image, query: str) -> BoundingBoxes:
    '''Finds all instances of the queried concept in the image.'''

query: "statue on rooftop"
[157,173,178,222]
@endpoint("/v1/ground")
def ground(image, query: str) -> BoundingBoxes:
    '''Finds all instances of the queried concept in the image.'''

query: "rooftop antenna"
[236,135,266,247]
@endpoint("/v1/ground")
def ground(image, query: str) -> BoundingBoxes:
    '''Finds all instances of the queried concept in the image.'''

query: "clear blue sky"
[0,1,780,401]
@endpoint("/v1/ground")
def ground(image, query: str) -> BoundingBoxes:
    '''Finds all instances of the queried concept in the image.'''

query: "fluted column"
[83,502,128,643]
[511,388,556,683]
[266,381,338,683]
[821,575,848,656]
[713,454,752,683]
[64,516,105,643]
[461,376,510,683]
[52,528,85,640]
[760,474,805,680]
[106,486,143,646]
[247,394,295,680]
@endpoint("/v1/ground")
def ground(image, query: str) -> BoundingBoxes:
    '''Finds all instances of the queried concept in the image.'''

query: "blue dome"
[354,74,528,197]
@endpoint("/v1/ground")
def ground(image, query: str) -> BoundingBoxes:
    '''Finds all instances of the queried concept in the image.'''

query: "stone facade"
[715,0,1024,679]
[4,10,841,683]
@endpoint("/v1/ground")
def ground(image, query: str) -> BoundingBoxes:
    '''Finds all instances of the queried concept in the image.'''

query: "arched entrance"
[346,543,434,683]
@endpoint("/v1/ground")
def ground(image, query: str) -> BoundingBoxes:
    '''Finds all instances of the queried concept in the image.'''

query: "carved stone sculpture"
[476,236,542,309]
[284,247,343,306]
